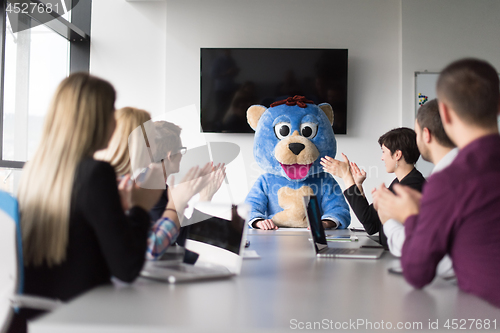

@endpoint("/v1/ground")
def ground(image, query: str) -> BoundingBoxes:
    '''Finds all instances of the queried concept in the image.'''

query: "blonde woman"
[94,106,152,177]
[15,73,163,328]
[94,106,154,212]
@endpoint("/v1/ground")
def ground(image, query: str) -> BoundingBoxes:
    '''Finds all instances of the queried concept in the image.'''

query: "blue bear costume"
[245,96,350,228]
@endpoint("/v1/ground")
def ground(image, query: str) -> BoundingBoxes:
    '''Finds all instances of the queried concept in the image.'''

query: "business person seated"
[11,73,164,332]
[94,106,152,177]
[94,110,225,259]
[145,121,225,254]
[376,58,500,308]
[320,128,425,248]
[382,99,457,279]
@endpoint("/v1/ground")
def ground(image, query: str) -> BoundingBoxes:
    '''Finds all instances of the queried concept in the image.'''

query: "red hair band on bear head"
[270,95,314,109]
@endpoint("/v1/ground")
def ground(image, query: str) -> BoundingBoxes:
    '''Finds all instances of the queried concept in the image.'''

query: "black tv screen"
[200,48,348,134]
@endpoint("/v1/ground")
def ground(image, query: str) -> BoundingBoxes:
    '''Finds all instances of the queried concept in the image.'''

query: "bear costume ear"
[318,103,334,126]
[247,105,267,131]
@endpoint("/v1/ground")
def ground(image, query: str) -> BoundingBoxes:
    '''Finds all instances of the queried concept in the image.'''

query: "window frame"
[0,0,91,168]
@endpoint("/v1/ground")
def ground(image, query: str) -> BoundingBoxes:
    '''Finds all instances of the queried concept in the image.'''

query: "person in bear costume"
[245,95,350,230]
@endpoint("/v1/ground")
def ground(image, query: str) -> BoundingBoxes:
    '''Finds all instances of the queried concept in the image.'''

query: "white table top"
[29,229,500,333]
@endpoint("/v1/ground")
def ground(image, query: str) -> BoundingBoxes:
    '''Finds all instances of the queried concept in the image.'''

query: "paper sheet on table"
[243,250,260,259]
[275,228,309,232]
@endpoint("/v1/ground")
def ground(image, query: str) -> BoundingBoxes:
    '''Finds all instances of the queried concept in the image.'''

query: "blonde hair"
[18,73,116,267]
[95,107,151,177]
[152,121,182,162]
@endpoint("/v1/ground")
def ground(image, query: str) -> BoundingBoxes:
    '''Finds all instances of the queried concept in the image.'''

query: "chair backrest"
[0,191,21,333]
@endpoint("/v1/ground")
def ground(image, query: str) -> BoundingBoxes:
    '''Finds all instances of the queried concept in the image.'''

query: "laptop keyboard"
[321,248,358,255]
[152,262,231,275]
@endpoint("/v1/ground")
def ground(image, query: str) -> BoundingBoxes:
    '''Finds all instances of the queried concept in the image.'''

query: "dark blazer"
[23,159,151,301]
[11,159,151,332]
[343,167,425,249]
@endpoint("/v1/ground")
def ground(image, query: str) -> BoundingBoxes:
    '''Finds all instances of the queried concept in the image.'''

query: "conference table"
[29,229,500,332]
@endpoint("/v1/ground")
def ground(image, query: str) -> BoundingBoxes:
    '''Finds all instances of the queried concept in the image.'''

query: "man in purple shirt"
[377,58,500,308]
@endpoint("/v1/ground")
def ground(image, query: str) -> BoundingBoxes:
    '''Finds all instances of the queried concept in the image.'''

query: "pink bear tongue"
[281,163,311,180]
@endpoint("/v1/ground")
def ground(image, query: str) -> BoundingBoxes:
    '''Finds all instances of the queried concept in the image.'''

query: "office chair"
[0,191,62,333]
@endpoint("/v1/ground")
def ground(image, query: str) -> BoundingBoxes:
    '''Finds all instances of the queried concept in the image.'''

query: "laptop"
[141,203,249,283]
[304,196,384,259]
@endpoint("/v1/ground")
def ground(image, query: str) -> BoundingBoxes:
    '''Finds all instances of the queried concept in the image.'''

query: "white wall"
[401,0,500,176]
[90,0,500,227]
[89,0,402,227]
[401,0,500,128]
[90,0,167,114]
[164,0,401,227]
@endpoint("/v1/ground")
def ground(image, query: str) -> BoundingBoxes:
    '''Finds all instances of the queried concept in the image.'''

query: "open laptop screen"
[186,211,245,255]
[304,196,328,248]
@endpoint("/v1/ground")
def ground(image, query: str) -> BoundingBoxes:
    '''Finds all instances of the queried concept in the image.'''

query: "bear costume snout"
[274,131,319,180]
[288,143,305,155]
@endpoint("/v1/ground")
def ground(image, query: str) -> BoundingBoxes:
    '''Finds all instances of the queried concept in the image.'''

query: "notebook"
[303,196,384,259]
[141,203,249,283]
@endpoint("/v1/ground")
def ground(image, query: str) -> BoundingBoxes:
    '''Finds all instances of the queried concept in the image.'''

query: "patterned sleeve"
[146,217,180,260]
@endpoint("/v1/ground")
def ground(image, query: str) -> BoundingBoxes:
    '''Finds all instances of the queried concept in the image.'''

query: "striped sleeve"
[146,217,180,260]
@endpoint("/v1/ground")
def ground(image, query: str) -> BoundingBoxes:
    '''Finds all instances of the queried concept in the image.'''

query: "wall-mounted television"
[200,48,348,134]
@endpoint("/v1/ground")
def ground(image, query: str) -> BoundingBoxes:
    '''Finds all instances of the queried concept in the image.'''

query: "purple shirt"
[402,134,500,308]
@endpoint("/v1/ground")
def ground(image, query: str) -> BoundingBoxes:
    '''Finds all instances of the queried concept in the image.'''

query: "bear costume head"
[247,95,336,181]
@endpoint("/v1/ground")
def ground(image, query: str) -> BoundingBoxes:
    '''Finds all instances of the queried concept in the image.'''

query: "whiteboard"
[414,72,440,177]
[414,72,440,117]
[414,72,500,177]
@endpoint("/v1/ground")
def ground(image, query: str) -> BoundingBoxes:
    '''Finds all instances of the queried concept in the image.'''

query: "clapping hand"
[167,163,213,211]
[350,161,367,186]
[320,153,356,189]
[118,169,164,212]
[320,153,350,178]
[372,187,379,211]
[200,163,226,201]
[118,174,132,211]
[376,184,422,224]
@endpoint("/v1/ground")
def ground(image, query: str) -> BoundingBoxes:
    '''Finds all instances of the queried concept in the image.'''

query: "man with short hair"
[377,58,500,307]
[414,99,457,171]
[381,99,458,278]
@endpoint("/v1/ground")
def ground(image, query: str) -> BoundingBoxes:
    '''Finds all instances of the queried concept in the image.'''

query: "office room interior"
[93,0,500,227]
[1,0,500,332]
[2,0,500,211]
